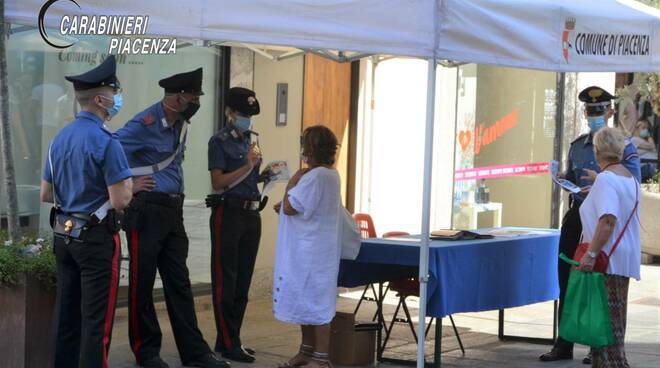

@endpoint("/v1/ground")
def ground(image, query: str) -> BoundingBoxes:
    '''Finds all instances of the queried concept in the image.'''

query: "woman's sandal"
[304,352,333,368]
[276,354,310,368]
[277,345,313,368]
[303,360,333,368]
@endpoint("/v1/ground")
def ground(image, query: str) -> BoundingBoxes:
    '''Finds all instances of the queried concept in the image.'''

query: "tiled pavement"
[108,264,660,368]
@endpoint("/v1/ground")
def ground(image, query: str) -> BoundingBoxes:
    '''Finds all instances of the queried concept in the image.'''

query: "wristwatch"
[587,250,598,258]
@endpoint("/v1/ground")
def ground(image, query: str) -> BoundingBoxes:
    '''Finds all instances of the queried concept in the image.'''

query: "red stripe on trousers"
[130,230,142,363]
[213,206,233,350]
[102,233,121,368]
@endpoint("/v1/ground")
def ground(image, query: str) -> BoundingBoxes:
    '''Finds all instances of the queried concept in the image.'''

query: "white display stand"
[457,202,503,230]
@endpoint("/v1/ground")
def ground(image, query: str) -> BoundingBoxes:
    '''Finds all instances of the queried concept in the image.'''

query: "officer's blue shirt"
[566,133,641,203]
[208,124,260,199]
[116,102,186,194]
[42,111,132,214]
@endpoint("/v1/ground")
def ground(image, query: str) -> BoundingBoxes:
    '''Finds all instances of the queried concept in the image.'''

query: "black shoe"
[221,347,256,363]
[539,347,573,362]
[242,346,256,356]
[583,351,592,365]
[140,356,170,368]
[186,353,231,368]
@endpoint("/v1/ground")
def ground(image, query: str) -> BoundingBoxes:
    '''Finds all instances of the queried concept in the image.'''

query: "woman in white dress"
[272,125,342,368]
[577,127,641,368]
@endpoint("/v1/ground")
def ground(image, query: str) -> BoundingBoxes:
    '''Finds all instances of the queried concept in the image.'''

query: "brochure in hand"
[259,160,291,199]
[550,160,582,194]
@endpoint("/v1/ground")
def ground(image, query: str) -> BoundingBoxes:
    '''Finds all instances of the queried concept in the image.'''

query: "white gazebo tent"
[8,0,660,365]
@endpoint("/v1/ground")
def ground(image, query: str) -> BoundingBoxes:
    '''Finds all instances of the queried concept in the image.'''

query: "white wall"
[355,58,457,236]
[431,65,459,231]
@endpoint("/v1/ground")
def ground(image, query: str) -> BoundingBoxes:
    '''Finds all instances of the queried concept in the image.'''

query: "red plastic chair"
[382,231,410,238]
[352,224,413,321]
[352,213,381,319]
[354,213,377,238]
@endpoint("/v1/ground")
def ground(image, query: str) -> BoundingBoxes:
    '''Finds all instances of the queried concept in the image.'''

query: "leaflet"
[260,160,291,199]
[550,160,582,194]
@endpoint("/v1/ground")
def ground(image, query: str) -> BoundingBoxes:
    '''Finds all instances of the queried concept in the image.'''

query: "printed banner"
[455,162,550,181]
[561,16,651,66]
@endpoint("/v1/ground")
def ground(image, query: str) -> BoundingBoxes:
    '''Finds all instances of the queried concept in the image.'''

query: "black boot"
[186,353,231,368]
[539,346,573,362]
[221,347,256,363]
[242,346,256,356]
[140,356,170,368]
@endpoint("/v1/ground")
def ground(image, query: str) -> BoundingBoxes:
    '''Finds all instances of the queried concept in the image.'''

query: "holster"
[53,212,87,240]
[122,195,146,231]
[49,207,57,230]
[205,194,225,209]
[258,196,269,212]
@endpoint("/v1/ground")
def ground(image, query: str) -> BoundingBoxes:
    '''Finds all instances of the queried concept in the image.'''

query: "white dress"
[579,171,641,280]
[630,136,658,160]
[273,167,342,325]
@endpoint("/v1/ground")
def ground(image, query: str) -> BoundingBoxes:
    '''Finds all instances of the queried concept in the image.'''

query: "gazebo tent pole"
[416,57,438,368]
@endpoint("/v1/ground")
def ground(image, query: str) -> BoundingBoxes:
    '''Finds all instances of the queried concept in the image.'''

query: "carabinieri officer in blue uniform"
[207,87,263,363]
[116,68,229,368]
[540,86,641,364]
[41,55,134,368]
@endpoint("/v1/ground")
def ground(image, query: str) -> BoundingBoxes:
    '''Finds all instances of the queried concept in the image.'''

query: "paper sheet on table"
[550,160,582,194]
[260,160,290,200]
[381,236,419,242]
[488,229,550,237]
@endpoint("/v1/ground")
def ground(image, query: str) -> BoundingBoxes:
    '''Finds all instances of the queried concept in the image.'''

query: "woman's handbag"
[340,207,361,260]
[558,254,615,348]
[573,182,639,273]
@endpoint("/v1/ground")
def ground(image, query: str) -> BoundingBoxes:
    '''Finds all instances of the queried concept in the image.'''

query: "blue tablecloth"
[338,228,560,318]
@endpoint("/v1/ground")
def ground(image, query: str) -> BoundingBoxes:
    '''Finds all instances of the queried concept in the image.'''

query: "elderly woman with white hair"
[577,127,641,367]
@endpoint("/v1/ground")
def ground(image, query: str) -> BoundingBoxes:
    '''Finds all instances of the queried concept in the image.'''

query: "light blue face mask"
[234,116,252,132]
[101,93,123,119]
[640,129,651,139]
[587,115,606,133]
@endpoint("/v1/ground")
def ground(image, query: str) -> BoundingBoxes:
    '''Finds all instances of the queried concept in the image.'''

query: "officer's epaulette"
[100,124,113,136]
[571,133,589,145]
[141,113,155,126]
[215,129,230,142]
[216,126,240,142]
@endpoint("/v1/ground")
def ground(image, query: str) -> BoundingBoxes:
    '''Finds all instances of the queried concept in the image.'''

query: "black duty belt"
[51,208,120,243]
[69,212,98,224]
[224,197,261,212]
[138,191,185,208]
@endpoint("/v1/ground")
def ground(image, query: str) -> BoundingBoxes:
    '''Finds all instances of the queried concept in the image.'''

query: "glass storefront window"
[3,27,222,286]
[452,64,557,230]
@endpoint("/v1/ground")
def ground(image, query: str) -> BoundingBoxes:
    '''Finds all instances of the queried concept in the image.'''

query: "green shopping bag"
[558,253,615,348]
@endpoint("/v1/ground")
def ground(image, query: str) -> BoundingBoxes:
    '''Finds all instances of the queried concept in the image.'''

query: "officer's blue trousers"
[209,204,261,352]
[126,200,211,365]
[52,226,121,368]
